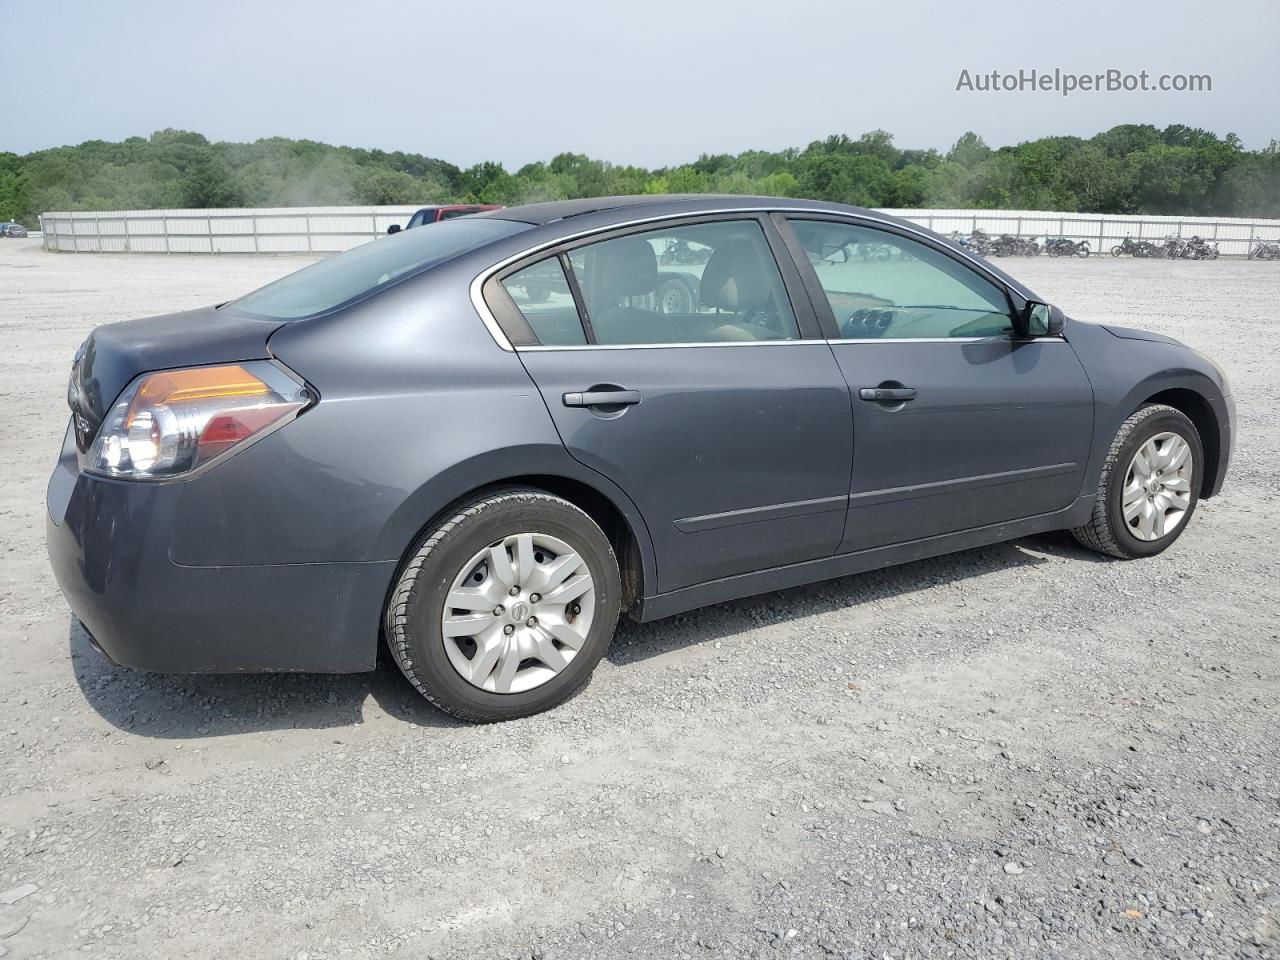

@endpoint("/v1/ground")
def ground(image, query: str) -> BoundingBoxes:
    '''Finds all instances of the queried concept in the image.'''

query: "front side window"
[499,257,586,346]
[565,220,799,345]
[787,219,1012,339]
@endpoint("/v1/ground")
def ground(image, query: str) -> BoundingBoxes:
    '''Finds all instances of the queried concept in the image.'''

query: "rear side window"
[228,218,528,320]
[499,257,586,346]
[566,220,799,345]
[788,219,1012,339]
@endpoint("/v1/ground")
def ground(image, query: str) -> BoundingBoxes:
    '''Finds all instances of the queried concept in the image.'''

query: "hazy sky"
[2,0,1276,166]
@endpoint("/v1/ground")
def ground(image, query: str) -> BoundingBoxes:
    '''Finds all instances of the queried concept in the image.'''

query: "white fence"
[880,208,1280,258]
[38,205,1280,257]
[38,206,423,254]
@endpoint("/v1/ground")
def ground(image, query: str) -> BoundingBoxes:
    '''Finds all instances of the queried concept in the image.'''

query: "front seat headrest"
[700,238,772,313]
[596,238,658,303]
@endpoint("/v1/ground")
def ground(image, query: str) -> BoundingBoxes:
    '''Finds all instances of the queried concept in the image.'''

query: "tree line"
[2,124,1278,227]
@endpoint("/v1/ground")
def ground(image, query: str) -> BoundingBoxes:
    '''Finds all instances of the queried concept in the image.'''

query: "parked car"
[387,204,503,234]
[1,221,28,238]
[48,196,1234,722]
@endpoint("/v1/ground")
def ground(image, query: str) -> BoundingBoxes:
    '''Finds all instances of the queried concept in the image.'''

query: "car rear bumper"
[46,424,392,674]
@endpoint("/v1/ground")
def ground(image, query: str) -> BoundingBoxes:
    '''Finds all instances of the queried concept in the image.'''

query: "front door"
[780,216,1095,553]
[493,217,853,593]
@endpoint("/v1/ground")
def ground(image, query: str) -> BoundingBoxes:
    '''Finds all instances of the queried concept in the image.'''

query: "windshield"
[228,217,528,320]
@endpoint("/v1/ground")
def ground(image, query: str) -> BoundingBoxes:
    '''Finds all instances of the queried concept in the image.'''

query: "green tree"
[947,132,991,169]
[7,123,1277,225]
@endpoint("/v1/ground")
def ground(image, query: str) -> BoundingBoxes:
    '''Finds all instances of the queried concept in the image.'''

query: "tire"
[1111,245,1123,257]
[1071,404,1203,560]
[384,488,622,722]
[654,276,695,315]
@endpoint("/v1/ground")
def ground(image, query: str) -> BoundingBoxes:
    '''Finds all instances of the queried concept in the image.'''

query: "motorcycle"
[659,238,709,266]
[1111,236,1140,257]
[1161,236,1186,259]
[964,229,992,256]
[1048,237,1091,258]
[1183,236,1219,260]
[1248,237,1280,260]
[990,234,1020,257]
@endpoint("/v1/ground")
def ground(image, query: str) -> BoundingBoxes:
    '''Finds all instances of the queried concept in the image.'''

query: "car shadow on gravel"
[607,530,1108,665]
[69,620,462,738]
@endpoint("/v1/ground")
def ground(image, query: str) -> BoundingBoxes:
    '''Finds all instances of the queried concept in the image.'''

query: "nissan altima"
[47,196,1233,721]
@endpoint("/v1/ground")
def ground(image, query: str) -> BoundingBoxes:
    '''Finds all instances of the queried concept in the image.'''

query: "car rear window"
[227,218,530,320]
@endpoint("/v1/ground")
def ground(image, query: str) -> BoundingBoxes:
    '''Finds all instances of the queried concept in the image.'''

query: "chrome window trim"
[516,339,816,352]
[469,205,1023,352]
[514,335,1067,352]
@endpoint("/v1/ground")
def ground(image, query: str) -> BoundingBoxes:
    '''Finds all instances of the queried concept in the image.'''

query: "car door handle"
[858,386,917,402]
[562,389,643,408]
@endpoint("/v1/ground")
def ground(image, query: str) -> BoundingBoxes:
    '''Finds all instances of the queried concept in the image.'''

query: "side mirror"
[1020,301,1065,338]
[386,224,401,235]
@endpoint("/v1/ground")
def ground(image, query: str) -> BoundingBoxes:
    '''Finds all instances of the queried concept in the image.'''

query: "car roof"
[475,194,878,226]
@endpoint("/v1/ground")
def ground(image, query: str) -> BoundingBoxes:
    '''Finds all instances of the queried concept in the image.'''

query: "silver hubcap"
[1122,432,1193,541]
[441,533,594,694]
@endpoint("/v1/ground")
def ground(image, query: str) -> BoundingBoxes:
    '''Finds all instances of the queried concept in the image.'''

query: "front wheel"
[1071,404,1202,559]
[384,489,622,722]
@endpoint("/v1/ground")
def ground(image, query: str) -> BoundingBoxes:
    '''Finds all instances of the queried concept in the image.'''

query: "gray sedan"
[47,196,1233,721]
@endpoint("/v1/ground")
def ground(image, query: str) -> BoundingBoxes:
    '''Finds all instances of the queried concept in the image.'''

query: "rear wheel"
[1072,404,1202,559]
[384,489,621,722]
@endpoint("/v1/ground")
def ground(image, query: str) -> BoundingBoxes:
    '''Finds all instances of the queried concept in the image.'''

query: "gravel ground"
[1,238,1278,960]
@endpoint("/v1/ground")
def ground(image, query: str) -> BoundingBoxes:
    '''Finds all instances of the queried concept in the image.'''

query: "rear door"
[777,215,1095,553]
[487,215,853,594]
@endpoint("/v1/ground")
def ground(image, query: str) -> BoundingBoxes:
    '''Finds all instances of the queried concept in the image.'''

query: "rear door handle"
[563,389,643,408]
[858,387,917,402]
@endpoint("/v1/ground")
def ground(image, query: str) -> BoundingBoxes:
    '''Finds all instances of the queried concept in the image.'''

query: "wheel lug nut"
[509,586,520,596]
[527,616,538,627]
[503,624,514,636]
[530,593,541,604]
[493,605,504,616]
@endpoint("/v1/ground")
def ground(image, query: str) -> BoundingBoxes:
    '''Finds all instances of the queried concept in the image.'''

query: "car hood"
[1100,323,1184,346]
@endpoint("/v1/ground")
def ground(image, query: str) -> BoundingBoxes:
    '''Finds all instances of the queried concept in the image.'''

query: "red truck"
[387,204,502,234]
